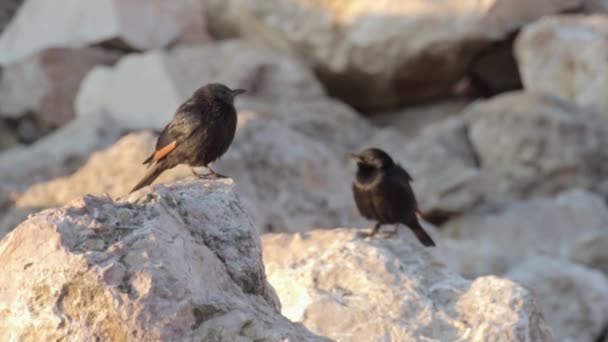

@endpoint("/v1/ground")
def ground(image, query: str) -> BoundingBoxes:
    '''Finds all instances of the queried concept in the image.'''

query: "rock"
[508,257,608,342]
[0,0,22,34]
[0,119,18,151]
[0,47,120,126]
[0,179,326,341]
[570,232,608,276]
[515,15,608,116]
[207,0,583,110]
[262,228,553,341]
[76,40,324,130]
[0,0,209,65]
[442,189,608,277]
[0,112,123,195]
[368,100,470,138]
[215,112,363,233]
[583,0,608,14]
[364,118,483,223]
[464,91,608,200]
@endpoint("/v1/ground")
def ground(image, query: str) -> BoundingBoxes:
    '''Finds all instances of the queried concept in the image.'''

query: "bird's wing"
[372,166,419,222]
[143,104,204,164]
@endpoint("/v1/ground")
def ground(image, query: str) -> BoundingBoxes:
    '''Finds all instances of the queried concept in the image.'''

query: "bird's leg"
[190,166,201,177]
[369,222,382,237]
[358,222,382,238]
[382,225,399,239]
[207,166,228,179]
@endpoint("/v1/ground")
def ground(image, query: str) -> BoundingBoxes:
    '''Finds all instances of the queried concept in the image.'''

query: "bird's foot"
[207,167,228,179]
[381,227,398,239]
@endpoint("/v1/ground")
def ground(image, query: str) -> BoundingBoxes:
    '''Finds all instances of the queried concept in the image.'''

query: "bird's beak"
[231,89,247,96]
[346,153,362,162]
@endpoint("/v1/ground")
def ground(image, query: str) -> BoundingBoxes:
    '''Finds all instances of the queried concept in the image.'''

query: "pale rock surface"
[0,112,123,195]
[262,228,553,341]
[0,179,326,341]
[464,92,608,199]
[0,47,119,125]
[508,257,608,342]
[207,0,582,110]
[0,0,208,65]
[570,231,608,276]
[0,132,191,237]
[215,112,363,233]
[442,189,608,277]
[76,40,324,130]
[516,15,608,116]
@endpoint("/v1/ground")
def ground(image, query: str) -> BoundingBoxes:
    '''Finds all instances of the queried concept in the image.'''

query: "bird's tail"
[409,219,436,247]
[130,164,165,194]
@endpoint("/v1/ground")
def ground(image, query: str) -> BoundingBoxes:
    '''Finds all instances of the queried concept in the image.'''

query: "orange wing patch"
[153,141,177,161]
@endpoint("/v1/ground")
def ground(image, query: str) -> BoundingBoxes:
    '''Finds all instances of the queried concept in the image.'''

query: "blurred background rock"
[0,1,607,341]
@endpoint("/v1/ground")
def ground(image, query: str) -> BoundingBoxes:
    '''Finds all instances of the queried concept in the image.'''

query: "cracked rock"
[0,179,326,341]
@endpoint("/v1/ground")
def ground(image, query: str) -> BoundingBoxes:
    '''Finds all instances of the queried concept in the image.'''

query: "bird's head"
[206,83,247,105]
[348,148,394,169]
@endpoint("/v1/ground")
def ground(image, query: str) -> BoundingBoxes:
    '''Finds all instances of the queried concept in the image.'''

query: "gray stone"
[0,179,327,341]
[206,0,582,110]
[516,15,608,117]
[0,0,209,65]
[262,228,554,341]
[508,257,608,342]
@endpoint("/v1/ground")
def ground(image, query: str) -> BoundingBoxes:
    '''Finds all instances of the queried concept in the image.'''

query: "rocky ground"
[1,1,608,341]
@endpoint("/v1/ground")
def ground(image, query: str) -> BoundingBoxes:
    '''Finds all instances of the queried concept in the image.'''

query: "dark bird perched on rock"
[349,148,436,247]
[130,83,246,193]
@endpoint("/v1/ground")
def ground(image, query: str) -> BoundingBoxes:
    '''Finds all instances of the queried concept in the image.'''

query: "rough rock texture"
[516,15,608,116]
[0,180,326,341]
[0,47,119,125]
[0,0,209,65]
[262,229,553,341]
[207,0,583,110]
[76,40,324,130]
[508,257,608,342]
[465,92,608,200]
[441,189,608,277]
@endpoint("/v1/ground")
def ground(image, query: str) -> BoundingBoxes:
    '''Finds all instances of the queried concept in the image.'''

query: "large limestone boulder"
[0,179,326,341]
[508,257,608,342]
[464,92,608,200]
[516,15,608,116]
[0,47,119,126]
[262,229,554,341]
[0,0,208,65]
[76,40,324,130]
[207,0,583,110]
[441,189,608,277]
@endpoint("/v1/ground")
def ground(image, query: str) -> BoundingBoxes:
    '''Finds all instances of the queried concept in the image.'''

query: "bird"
[130,83,246,193]
[348,148,436,247]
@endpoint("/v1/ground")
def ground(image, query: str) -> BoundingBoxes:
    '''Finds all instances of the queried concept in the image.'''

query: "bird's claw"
[381,229,398,239]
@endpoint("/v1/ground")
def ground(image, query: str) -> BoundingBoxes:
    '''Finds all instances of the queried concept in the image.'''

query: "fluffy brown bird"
[130,83,246,193]
[349,148,436,247]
